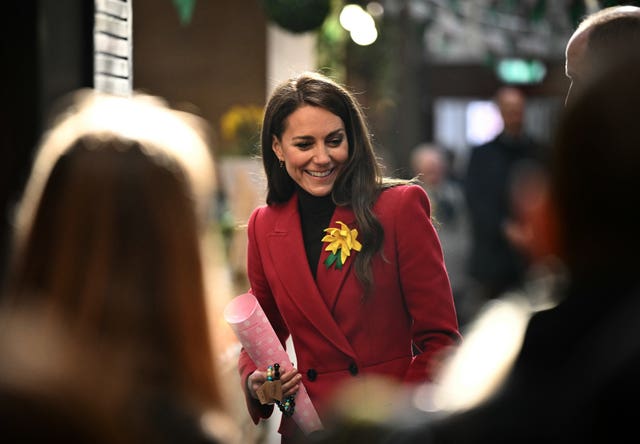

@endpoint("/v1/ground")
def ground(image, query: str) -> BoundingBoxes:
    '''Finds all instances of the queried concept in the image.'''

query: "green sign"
[496,59,547,84]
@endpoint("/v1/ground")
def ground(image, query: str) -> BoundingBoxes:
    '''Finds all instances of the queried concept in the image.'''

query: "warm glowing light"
[339,4,365,31]
[351,23,378,46]
[339,4,378,46]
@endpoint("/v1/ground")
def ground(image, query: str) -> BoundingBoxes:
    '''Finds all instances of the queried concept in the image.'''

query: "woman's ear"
[272,135,283,161]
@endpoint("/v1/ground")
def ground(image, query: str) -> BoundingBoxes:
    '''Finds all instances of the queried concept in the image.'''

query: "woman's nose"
[313,145,331,163]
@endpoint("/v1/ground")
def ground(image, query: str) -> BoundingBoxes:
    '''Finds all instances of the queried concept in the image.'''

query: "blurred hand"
[504,218,533,256]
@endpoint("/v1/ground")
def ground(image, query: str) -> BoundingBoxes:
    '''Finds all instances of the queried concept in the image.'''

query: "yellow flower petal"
[324,240,340,254]
[321,234,335,243]
[350,229,362,251]
[341,249,348,265]
[322,221,363,269]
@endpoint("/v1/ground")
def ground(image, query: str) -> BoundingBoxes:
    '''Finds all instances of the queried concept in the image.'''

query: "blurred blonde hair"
[5,89,223,417]
[14,90,215,248]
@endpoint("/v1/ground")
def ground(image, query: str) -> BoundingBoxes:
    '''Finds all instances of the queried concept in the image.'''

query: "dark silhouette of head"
[552,57,640,282]
[565,6,640,105]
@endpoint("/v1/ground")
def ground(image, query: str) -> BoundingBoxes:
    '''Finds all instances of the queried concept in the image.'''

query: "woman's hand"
[247,369,267,400]
[280,367,302,398]
[247,366,302,401]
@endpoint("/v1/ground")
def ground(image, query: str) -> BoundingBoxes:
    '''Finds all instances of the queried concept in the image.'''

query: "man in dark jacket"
[464,86,544,301]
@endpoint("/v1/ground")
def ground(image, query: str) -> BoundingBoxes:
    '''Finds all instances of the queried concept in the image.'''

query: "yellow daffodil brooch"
[321,221,362,270]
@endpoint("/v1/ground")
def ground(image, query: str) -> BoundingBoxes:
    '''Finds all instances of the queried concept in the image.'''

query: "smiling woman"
[272,105,349,197]
[234,71,462,443]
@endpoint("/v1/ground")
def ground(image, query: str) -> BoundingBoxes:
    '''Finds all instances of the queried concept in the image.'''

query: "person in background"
[410,143,475,329]
[1,90,240,444]
[382,6,640,442]
[403,4,640,433]
[504,4,640,261]
[388,53,640,444]
[238,71,461,443]
[463,86,546,303]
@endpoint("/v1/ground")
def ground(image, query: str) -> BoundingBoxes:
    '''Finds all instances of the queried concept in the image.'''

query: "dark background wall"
[0,1,93,288]
[132,0,268,158]
[0,1,268,289]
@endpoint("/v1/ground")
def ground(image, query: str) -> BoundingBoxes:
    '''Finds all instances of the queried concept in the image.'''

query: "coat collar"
[266,194,356,358]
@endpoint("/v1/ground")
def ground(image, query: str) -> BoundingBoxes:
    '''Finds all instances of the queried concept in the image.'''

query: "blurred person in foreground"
[389,5,640,440]
[0,305,136,443]
[389,5,640,439]
[385,55,640,444]
[1,90,240,444]
[502,1,640,265]
[238,71,461,443]
[411,144,475,329]
[463,86,546,303]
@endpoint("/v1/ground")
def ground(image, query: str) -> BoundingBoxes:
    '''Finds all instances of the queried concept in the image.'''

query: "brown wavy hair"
[551,58,640,281]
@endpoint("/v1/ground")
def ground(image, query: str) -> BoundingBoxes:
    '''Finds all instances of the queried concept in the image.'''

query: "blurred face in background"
[413,148,445,187]
[496,88,525,136]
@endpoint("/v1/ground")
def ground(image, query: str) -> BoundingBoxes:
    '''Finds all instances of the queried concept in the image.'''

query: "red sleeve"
[395,185,462,382]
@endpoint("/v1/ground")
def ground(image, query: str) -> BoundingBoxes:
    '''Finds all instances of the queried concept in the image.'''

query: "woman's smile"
[306,167,335,178]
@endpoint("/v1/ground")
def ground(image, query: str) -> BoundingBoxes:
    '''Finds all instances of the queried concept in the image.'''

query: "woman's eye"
[295,142,313,149]
[327,137,343,147]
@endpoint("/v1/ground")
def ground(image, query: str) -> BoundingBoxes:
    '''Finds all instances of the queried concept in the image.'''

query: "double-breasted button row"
[305,363,359,381]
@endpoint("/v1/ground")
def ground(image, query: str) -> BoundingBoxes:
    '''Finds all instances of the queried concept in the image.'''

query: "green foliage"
[316,0,347,81]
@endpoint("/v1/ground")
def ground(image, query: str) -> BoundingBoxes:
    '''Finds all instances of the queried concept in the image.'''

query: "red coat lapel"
[316,205,358,311]
[266,196,355,358]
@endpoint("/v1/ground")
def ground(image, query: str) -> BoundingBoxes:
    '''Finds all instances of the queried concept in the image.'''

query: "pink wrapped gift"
[223,293,323,435]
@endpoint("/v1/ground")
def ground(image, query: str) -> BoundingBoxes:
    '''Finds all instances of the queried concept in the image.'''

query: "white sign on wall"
[94,0,132,96]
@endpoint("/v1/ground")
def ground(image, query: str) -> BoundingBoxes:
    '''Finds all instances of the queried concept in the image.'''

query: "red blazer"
[239,184,460,437]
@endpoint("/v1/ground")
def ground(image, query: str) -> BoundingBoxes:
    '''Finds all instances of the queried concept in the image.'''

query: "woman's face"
[272,105,349,197]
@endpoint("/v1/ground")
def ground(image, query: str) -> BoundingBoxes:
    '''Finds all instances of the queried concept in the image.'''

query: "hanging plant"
[262,0,332,33]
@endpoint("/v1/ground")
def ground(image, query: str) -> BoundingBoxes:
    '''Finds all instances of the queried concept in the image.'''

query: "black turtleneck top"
[296,186,336,279]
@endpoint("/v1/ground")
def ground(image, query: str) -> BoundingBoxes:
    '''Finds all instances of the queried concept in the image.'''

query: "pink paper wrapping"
[223,293,324,435]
